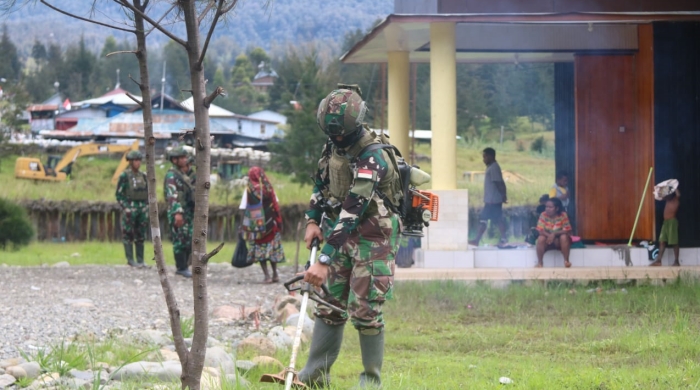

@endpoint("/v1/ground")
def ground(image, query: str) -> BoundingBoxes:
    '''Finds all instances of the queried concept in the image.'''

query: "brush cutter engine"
[396,161,439,237]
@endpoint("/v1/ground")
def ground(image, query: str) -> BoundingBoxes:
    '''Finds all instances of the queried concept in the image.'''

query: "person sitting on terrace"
[535,197,572,268]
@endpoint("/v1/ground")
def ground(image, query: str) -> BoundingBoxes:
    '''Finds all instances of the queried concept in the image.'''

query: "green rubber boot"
[135,242,145,267]
[123,243,135,266]
[358,329,384,388]
[298,317,345,387]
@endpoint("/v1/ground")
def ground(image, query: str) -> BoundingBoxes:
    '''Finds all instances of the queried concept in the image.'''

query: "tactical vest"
[326,130,401,218]
[166,167,194,210]
[125,170,148,201]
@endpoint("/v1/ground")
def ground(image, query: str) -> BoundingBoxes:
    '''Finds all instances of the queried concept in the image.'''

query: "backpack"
[356,131,435,236]
[355,133,405,212]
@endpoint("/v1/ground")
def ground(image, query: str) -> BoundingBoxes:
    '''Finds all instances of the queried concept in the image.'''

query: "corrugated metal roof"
[67,109,236,136]
[28,104,58,111]
[180,97,236,117]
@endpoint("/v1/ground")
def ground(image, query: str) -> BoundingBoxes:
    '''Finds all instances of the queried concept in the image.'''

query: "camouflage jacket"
[115,170,148,210]
[164,166,195,219]
[306,139,393,260]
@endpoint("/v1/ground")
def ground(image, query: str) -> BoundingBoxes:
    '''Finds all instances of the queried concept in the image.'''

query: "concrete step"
[395,266,700,281]
[414,247,700,269]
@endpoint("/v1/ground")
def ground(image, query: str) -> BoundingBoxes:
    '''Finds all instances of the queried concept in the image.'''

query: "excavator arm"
[54,142,137,175]
[15,140,139,183]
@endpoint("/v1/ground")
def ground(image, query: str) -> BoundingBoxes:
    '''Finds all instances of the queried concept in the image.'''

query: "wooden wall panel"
[636,24,655,240]
[575,47,654,241]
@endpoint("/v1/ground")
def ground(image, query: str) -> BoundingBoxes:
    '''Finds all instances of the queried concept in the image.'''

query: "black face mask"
[331,128,364,149]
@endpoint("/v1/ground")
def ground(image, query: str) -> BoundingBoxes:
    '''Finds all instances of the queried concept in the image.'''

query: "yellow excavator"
[14,140,140,185]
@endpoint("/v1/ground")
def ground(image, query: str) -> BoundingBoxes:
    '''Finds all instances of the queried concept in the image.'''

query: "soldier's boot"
[298,317,345,387]
[123,243,135,267]
[135,242,145,268]
[174,252,192,278]
[357,328,384,389]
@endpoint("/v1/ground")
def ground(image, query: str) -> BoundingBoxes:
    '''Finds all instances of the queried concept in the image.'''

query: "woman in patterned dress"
[240,167,285,282]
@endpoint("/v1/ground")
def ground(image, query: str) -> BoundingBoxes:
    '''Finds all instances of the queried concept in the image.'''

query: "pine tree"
[0,25,21,83]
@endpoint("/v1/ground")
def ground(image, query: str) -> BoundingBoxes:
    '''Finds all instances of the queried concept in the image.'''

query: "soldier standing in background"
[115,150,149,268]
[164,147,194,278]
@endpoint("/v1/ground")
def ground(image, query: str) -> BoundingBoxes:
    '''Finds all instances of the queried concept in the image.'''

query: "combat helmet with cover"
[126,150,143,161]
[316,86,367,138]
[167,146,188,160]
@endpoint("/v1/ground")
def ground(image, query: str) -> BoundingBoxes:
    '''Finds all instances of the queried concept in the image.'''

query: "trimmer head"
[260,370,308,389]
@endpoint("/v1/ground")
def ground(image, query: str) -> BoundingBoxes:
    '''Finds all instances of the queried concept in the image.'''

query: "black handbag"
[231,233,252,268]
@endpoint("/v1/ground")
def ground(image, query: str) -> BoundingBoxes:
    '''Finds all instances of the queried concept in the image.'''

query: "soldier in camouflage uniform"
[115,150,149,268]
[164,146,195,278]
[299,86,401,388]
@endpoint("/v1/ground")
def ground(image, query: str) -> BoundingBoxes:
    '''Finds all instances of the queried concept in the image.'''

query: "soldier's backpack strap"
[354,143,403,216]
[358,143,403,159]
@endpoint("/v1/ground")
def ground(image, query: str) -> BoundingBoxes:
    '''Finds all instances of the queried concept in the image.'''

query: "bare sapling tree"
[114,1,234,388]
[1,0,237,388]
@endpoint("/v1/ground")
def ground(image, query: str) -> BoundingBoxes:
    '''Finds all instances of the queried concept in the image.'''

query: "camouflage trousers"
[316,213,400,331]
[168,211,193,256]
[121,202,149,244]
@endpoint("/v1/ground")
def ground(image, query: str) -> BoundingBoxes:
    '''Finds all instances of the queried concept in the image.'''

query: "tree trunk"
[181,2,211,388]
[132,1,192,387]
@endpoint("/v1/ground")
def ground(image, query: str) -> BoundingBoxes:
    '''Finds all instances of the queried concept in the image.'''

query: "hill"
[0,0,392,57]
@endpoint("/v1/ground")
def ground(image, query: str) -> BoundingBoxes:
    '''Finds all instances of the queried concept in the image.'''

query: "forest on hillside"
[0,1,553,183]
[0,0,393,57]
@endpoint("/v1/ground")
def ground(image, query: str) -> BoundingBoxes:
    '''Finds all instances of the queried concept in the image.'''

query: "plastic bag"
[231,233,251,268]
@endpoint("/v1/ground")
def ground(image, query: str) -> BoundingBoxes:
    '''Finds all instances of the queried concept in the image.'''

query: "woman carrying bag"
[239,166,285,283]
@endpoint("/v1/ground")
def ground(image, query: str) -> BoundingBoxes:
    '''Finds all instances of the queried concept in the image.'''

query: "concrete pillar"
[387,51,410,158]
[429,22,457,190]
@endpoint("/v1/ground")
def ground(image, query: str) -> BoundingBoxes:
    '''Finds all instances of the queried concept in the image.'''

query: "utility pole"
[160,61,166,112]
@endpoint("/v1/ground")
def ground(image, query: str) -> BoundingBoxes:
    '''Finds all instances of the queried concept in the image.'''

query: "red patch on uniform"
[357,169,374,179]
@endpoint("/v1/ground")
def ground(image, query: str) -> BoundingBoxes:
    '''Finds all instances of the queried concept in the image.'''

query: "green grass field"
[0,241,313,268]
[0,132,554,207]
[7,241,699,390]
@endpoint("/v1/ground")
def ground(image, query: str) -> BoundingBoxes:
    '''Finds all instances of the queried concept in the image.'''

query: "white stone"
[0,358,25,369]
[0,374,16,388]
[267,326,294,350]
[204,346,236,375]
[133,330,170,346]
[285,313,314,338]
[5,365,27,379]
[52,261,71,267]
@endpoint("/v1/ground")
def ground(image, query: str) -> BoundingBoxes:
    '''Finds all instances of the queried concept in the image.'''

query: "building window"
[260,124,266,135]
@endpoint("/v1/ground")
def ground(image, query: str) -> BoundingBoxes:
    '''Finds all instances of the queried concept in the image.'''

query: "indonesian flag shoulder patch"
[356,168,376,180]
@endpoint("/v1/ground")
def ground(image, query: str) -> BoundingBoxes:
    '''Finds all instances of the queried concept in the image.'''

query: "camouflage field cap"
[168,146,188,159]
[316,89,367,137]
[126,150,143,161]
